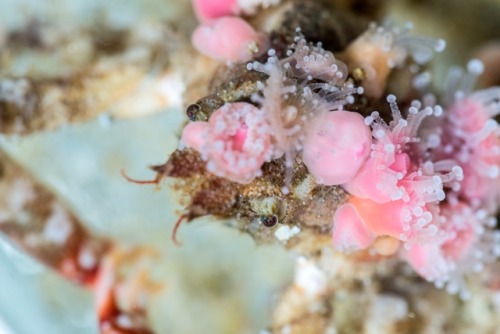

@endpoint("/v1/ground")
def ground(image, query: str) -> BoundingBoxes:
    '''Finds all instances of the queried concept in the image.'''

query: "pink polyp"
[332,196,415,253]
[192,17,265,62]
[182,102,272,184]
[192,0,237,23]
[435,90,500,209]
[439,203,479,261]
[441,225,475,261]
[332,202,375,252]
[390,152,410,173]
[343,152,410,203]
[448,98,489,133]
[302,110,372,185]
[405,243,445,280]
[402,200,500,287]
[348,197,407,238]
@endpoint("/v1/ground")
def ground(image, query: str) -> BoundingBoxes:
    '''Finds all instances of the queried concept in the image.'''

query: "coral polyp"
[428,60,500,211]
[302,110,372,185]
[343,95,459,205]
[181,102,272,183]
[246,33,363,186]
[405,202,500,298]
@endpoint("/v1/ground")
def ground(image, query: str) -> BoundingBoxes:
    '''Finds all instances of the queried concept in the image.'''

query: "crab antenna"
[171,214,188,247]
[121,169,163,185]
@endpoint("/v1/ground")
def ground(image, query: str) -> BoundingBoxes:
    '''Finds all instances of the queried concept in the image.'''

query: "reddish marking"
[171,214,188,247]
[95,266,154,334]
[98,288,116,324]
[231,127,248,151]
[121,169,161,185]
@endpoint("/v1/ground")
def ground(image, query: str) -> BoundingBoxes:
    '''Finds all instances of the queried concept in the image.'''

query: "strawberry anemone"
[335,95,463,252]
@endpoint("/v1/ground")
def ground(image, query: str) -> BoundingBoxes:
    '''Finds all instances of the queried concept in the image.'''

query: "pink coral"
[343,95,462,205]
[331,88,500,294]
[192,0,280,22]
[192,17,266,62]
[404,202,500,298]
[332,196,438,252]
[192,0,237,23]
[181,102,272,183]
[302,110,372,185]
[334,95,464,253]
[429,60,500,211]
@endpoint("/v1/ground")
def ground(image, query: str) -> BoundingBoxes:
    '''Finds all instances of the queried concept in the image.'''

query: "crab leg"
[0,151,159,333]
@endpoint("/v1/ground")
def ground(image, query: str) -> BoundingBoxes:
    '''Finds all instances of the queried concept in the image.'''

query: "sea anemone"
[332,195,441,253]
[247,32,362,188]
[181,102,272,183]
[343,95,462,206]
[334,95,464,252]
[192,0,281,22]
[429,59,500,212]
[404,202,500,299]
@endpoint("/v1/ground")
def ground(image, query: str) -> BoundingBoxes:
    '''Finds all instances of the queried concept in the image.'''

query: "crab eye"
[260,214,278,228]
[186,104,201,121]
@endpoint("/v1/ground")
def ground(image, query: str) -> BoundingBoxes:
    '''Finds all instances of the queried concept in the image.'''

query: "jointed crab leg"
[0,151,159,333]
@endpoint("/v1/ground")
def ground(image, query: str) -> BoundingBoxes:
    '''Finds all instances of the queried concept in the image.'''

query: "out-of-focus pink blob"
[448,98,489,133]
[442,95,500,207]
[192,17,265,62]
[435,203,479,262]
[181,102,272,184]
[404,242,443,280]
[403,202,494,284]
[302,110,372,185]
[192,0,237,23]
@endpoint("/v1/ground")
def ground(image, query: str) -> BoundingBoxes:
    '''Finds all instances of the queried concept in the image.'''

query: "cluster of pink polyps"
[334,95,459,253]
[333,63,500,298]
[183,32,365,189]
[184,0,500,298]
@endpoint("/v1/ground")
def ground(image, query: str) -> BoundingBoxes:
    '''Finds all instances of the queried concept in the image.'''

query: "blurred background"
[1,0,500,333]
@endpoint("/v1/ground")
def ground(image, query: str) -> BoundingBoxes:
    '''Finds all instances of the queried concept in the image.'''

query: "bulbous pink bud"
[343,152,410,203]
[181,102,272,184]
[192,0,237,23]
[302,110,372,185]
[192,17,266,62]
